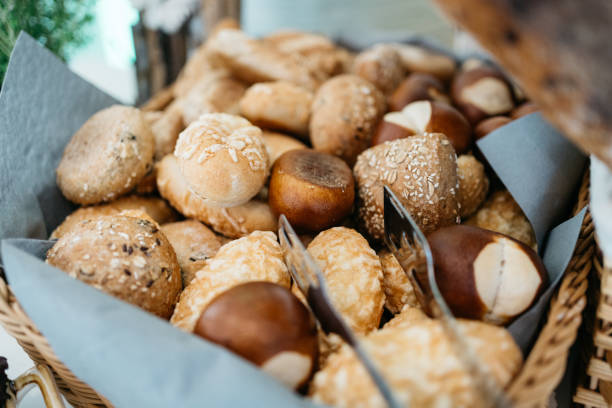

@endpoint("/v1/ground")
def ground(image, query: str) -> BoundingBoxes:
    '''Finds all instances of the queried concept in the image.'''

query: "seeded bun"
[310,74,386,165]
[456,155,489,218]
[239,81,313,139]
[156,154,277,238]
[57,105,155,205]
[46,215,181,319]
[354,133,460,240]
[174,113,268,207]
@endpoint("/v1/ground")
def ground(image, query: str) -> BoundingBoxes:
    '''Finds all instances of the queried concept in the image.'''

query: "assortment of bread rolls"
[47,23,554,406]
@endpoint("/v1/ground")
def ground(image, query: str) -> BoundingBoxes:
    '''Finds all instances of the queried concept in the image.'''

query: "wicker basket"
[0,169,595,407]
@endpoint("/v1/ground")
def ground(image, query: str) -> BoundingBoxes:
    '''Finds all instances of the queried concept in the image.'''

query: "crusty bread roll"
[148,101,184,161]
[310,74,386,165]
[57,105,155,205]
[171,231,291,332]
[239,81,313,139]
[161,220,222,287]
[378,250,420,314]
[389,43,457,81]
[206,29,320,91]
[354,133,460,240]
[307,227,384,334]
[261,131,307,168]
[50,195,177,239]
[353,44,405,95]
[466,190,536,249]
[310,312,522,408]
[179,72,246,125]
[156,154,277,238]
[457,154,489,218]
[173,45,228,99]
[174,113,268,207]
[46,215,181,319]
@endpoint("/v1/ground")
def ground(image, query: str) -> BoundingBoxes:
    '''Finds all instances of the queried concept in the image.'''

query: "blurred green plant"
[0,0,95,87]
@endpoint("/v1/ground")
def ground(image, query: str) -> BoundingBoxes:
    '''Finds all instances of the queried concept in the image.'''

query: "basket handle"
[2,358,65,408]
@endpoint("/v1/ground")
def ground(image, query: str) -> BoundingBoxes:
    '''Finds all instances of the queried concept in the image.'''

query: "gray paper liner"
[0,32,588,406]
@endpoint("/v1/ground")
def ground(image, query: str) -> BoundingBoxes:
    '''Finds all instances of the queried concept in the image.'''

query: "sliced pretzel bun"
[354,133,460,240]
[174,113,269,208]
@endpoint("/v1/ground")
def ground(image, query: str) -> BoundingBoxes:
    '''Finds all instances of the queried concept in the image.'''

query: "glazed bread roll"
[457,154,489,218]
[160,220,222,287]
[174,113,268,207]
[46,215,182,319]
[354,133,460,240]
[239,81,313,139]
[171,231,291,332]
[307,227,384,334]
[466,190,537,249]
[156,154,277,238]
[50,195,177,239]
[261,131,307,168]
[310,313,522,408]
[353,44,405,95]
[310,74,386,165]
[206,29,320,91]
[57,105,155,205]
[378,250,420,314]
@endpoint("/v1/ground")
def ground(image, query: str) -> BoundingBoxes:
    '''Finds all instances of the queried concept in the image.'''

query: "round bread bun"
[307,227,384,334]
[161,220,222,287]
[50,195,177,239]
[354,133,460,240]
[261,131,307,168]
[156,154,276,238]
[56,105,155,205]
[239,81,313,139]
[378,250,420,314]
[269,149,355,233]
[174,113,269,207]
[457,155,489,218]
[310,315,522,408]
[310,74,386,165]
[353,44,405,95]
[46,215,181,319]
[170,231,291,332]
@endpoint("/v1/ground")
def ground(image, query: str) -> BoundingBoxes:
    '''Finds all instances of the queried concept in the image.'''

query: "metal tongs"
[278,215,403,408]
[383,186,512,408]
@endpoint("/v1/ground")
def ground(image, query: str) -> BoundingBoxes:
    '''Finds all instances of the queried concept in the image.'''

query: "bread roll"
[50,195,177,239]
[307,227,384,334]
[160,220,222,287]
[57,105,155,205]
[389,43,457,81]
[174,113,268,207]
[310,314,522,408]
[261,131,307,168]
[239,81,313,139]
[310,74,386,165]
[149,101,184,160]
[353,44,405,95]
[457,154,489,218]
[206,29,320,90]
[170,231,291,332]
[156,154,277,238]
[354,133,460,240]
[378,250,420,314]
[466,190,536,249]
[46,215,181,319]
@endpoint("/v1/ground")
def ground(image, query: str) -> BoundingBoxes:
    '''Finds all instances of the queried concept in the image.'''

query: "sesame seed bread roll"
[354,133,460,240]
[156,154,277,238]
[261,131,307,168]
[353,44,405,95]
[239,82,313,139]
[46,215,181,319]
[307,227,384,334]
[171,231,291,332]
[174,113,269,208]
[50,195,177,239]
[378,250,421,314]
[161,220,222,287]
[310,315,522,408]
[206,29,320,91]
[57,105,155,205]
[456,154,489,218]
[310,75,386,165]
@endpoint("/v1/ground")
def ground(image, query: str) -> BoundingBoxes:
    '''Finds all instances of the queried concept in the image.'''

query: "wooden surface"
[432,0,612,170]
